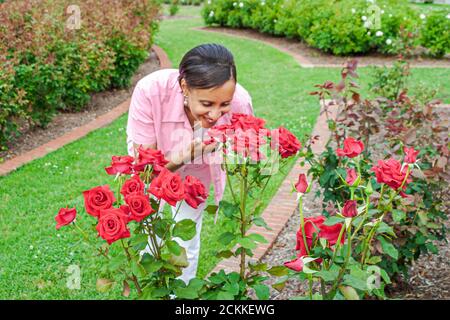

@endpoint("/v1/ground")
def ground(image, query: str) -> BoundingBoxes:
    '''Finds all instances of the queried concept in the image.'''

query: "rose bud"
[55,207,77,230]
[403,146,419,164]
[342,200,358,218]
[295,173,309,194]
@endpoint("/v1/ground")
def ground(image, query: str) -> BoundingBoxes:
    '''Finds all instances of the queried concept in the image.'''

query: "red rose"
[231,113,266,132]
[134,146,169,174]
[207,124,233,144]
[403,146,419,164]
[121,175,145,198]
[230,128,267,162]
[295,173,309,194]
[105,155,134,175]
[125,193,155,222]
[55,207,77,230]
[296,216,344,256]
[184,175,208,209]
[342,200,358,218]
[346,168,358,186]
[272,126,301,159]
[336,137,364,158]
[83,185,116,218]
[149,168,185,206]
[371,158,412,195]
[96,207,130,244]
[284,255,304,272]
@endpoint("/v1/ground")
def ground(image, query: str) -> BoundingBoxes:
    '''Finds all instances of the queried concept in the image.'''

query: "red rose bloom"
[371,158,412,196]
[133,146,169,174]
[184,175,208,209]
[55,207,77,230]
[105,155,134,175]
[342,200,358,218]
[83,185,116,218]
[96,207,130,244]
[121,175,145,198]
[336,137,364,158]
[284,255,304,272]
[272,126,301,159]
[296,216,344,256]
[346,168,358,186]
[231,113,266,132]
[125,193,155,222]
[230,128,267,162]
[207,124,233,144]
[149,168,185,206]
[403,146,419,164]
[295,173,309,194]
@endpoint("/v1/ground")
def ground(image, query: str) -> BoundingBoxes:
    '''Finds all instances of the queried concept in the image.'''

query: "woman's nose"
[208,108,222,120]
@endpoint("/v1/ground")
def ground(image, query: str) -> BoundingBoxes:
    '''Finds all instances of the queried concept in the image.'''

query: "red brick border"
[0,45,172,177]
[211,100,339,274]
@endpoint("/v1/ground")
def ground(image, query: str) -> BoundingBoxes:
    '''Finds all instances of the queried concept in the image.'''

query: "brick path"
[0,45,172,177]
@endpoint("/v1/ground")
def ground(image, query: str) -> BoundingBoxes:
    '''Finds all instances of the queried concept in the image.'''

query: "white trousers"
[141,198,205,284]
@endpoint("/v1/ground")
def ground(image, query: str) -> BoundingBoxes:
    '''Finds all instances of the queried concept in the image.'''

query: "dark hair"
[178,43,237,91]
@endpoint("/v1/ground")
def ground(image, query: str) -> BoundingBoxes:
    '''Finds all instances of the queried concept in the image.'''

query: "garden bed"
[0,51,161,162]
[260,100,449,300]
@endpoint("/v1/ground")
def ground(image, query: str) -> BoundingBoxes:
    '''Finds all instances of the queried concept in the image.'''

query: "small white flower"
[367,31,371,36]
[33,255,38,259]
[362,15,367,21]
[447,14,450,20]
[386,38,392,45]
[29,245,34,250]
[273,19,277,23]
[381,10,384,14]
[420,14,426,20]
[207,0,211,4]
[57,234,61,238]
[261,1,265,5]
[364,21,372,28]
[376,30,383,37]
[233,2,237,6]
[351,8,356,14]
[239,2,244,8]
[209,10,214,17]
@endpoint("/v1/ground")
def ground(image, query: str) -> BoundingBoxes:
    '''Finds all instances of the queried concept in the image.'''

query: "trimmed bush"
[202,0,449,56]
[0,0,160,152]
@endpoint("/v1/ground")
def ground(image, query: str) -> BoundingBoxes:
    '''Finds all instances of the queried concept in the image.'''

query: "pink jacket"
[126,68,254,206]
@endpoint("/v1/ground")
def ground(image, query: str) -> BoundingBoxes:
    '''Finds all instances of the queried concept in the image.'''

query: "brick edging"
[0,45,172,177]
[211,100,339,274]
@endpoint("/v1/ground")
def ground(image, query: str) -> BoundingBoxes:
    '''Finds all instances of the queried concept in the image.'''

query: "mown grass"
[0,4,448,299]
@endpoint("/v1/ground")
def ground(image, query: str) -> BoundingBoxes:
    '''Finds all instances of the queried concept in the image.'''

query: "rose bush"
[56,146,211,299]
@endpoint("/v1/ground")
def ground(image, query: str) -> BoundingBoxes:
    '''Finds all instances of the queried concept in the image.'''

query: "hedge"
[202,0,449,57]
[0,0,161,152]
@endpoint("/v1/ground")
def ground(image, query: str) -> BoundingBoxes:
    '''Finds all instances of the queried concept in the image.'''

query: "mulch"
[0,50,161,162]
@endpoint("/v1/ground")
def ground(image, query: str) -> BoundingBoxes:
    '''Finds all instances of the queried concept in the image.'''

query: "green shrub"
[420,9,450,58]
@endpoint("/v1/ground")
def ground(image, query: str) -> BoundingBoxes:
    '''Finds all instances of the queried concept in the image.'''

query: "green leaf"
[253,216,272,230]
[220,200,240,218]
[131,233,150,251]
[108,254,127,270]
[342,274,367,291]
[217,291,235,300]
[173,219,196,241]
[271,277,287,292]
[166,240,182,256]
[339,285,360,300]
[376,222,395,236]
[154,218,172,238]
[216,250,234,259]
[140,253,163,273]
[365,255,382,265]
[217,232,236,245]
[223,282,240,296]
[247,233,268,244]
[315,268,339,282]
[249,262,267,272]
[324,216,344,226]
[252,284,270,300]
[237,237,257,250]
[377,236,398,259]
[131,260,146,277]
[392,209,406,223]
[205,204,218,215]
[267,266,289,276]
[168,246,188,267]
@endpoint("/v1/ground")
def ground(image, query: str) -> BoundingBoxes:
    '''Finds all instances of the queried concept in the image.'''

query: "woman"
[126,43,254,283]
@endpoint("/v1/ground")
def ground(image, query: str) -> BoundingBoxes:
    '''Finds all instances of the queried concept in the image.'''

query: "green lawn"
[0,4,449,299]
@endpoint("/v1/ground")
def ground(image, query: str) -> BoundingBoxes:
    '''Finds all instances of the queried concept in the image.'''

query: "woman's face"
[182,78,235,129]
